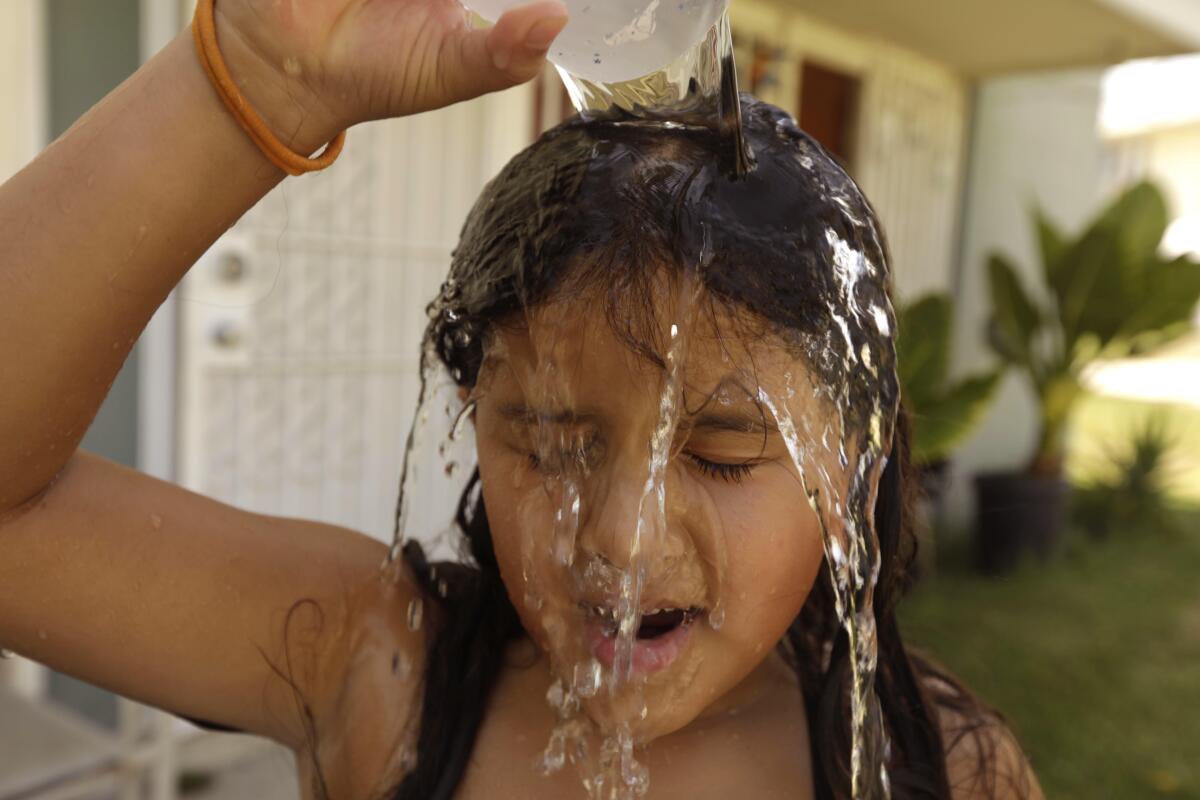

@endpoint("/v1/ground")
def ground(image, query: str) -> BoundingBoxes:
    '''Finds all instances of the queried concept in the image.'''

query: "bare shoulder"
[929,679,1045,800]
[306,555,429,799]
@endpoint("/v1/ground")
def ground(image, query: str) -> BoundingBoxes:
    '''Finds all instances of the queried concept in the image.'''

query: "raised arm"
[0,0,566,751]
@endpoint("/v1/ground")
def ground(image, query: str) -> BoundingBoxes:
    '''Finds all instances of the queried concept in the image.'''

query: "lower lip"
[586,617,696,676]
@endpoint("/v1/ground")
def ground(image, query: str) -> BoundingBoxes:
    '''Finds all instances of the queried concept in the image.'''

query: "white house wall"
[948,69,1113,524]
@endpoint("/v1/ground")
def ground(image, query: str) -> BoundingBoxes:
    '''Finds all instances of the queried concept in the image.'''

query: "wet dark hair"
[390,98,1023,799]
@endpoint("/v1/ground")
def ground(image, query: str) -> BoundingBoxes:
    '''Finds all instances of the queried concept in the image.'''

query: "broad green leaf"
[1035,208,1067,288]
[1065,182,1168,317]
[1114,254,1200,344]
[987,254,1041,367]
[1097,181,1169,265]
[897,294,951,410]
[1055,225,1127,350]
[910,371,1002,463]
[1103,183,1169,313]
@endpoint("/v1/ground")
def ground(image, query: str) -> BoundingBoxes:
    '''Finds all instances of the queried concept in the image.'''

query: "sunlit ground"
[902,390,1200,799]
[1067,390,1200,506]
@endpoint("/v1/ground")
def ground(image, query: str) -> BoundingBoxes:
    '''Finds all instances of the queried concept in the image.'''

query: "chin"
[578,677,705,743]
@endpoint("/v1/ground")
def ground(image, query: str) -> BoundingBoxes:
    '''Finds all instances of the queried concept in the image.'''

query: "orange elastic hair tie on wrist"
[192,0,346,176]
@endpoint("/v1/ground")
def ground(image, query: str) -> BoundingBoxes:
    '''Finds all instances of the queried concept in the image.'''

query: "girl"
[0,1,1041,798]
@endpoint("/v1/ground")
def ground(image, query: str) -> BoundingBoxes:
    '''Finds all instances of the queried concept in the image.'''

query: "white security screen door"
[179,89,534,544]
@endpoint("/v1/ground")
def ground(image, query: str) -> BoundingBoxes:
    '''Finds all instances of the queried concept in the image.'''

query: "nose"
[574,462,685,572]
[575,474,643,571]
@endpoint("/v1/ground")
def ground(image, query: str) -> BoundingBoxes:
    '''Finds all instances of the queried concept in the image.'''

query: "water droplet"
[524,588,544,611]
[540,727,568,774]
[149,513,162,531]
[546,679,566,710]
[573,660,603,698]
[708,602,725,631]
[406,597,423,631]
[450,400,476,441]
[392,651,413,680]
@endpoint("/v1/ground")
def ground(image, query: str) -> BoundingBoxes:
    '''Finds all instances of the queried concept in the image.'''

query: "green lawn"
[900,513,1200,799]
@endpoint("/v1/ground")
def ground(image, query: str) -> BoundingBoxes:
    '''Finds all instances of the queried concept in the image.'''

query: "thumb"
[444,1,569,101]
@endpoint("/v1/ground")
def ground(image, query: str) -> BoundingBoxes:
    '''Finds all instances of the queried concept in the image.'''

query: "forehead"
[478,293,806,403]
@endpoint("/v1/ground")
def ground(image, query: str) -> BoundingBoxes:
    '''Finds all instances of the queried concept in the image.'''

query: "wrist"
[205,7,347,161]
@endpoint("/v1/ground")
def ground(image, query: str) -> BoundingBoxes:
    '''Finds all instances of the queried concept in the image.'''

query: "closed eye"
[684,453,761,484]
[522,439,603,476]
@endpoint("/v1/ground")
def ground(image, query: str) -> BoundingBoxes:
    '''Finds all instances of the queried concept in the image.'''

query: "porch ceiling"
[781,0,1198,76]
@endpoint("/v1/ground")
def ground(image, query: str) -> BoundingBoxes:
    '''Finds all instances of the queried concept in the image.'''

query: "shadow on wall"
[44,0,141,731]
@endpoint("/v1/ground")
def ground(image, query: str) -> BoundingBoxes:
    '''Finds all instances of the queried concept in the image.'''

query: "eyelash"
[523,443,596,475]
[523,452,759,484]
[685,454,758,484]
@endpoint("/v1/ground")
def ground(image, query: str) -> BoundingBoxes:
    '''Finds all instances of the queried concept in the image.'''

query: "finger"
[442,1,568,102]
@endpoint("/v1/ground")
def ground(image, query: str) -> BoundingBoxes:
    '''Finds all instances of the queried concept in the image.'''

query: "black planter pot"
[973,471,1070,575]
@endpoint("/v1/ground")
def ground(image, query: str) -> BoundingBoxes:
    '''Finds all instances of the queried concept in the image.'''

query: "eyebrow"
[497,404,602,426]
[687,409,779,435]
[498,403,777,435]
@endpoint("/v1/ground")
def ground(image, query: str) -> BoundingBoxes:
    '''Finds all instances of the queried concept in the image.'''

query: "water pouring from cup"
[466,0,729,84]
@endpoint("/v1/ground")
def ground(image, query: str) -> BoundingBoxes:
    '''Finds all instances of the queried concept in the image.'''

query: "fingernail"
[523,13,568,51]
[492,44,512,71]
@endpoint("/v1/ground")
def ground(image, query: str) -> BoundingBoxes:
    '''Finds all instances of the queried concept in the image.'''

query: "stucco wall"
[947,69,1113,526]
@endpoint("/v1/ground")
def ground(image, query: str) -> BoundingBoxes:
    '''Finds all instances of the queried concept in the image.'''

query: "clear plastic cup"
[467,0,729,84]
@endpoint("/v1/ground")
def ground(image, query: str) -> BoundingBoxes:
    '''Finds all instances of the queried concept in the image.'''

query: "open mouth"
[634,606,703,639]
[581,603,705,675]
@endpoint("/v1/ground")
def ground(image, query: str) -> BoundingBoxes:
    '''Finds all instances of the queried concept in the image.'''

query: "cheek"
[715,467,824,653]
[476,445,528,597]
[476,441,563,640]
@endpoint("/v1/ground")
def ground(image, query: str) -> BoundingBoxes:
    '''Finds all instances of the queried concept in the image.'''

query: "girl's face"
[471,294,829,741]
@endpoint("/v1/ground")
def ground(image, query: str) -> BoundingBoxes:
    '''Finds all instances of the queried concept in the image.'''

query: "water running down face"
[416,96,900,796]
[471,290,831,740]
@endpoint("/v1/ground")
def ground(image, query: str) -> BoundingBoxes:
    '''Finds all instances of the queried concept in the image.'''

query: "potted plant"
[978,180,1200,573]
[897,293,1001,576]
